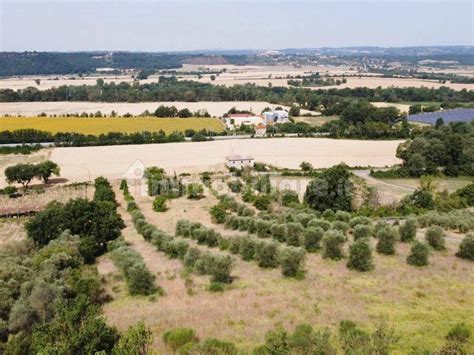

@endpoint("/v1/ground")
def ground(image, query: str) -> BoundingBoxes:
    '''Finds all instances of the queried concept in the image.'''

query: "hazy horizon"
[1,0,472,51]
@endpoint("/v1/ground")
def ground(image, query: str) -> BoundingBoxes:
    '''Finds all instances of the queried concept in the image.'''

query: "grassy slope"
[0,116,225,135]
[101,184,474,354]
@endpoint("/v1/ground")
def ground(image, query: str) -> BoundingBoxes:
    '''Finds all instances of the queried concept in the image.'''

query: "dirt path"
[353,169,415,192]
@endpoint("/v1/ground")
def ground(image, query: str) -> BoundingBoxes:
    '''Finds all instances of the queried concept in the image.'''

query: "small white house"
[226,155,254,169]
[263,110,290,124]
[223,114,265,130]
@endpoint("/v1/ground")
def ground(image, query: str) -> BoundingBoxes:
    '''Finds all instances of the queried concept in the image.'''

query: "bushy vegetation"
[304,164,353,212]
[399,218,417,242]
[347,239,374,272]
[417,210,474,233]
[376,226,398,255]
[108,238,157,296]
[353,224,372,240]
[145,166,185,198]
[278,246,306,277]
[407,241,429,266]
[4,160,60,188]
[0,229,152,352]
[321,230,346,260]
[25,177,124,261]
[455,234,474,261]
[0,144,42,155]
[425,225,446,251]
[152,195,168,212]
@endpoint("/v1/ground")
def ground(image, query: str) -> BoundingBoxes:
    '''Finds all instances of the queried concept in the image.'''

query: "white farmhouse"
[223,114,265,130]
[226,155,254,169]
[262,110,290,124]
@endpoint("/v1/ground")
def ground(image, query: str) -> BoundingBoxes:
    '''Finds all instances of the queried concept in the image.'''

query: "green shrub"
[119,179,128,190]
[347,239,374,272]
[302,227,324,252]
[407,241,429,266]
[322,209,335,221]
[376,226,397,255]
[228,237,242,255]
[209,255,233,283]
[239,237,257,261]
[335,210,351,222]
[228,179,243,193]
[163,328,197,351]
[183,247,201,268]
[152,195,168,212]
[307,218,331,231]
[322,230,346,260]
[254,240,279,268]
[187,183,204,199]
[210,205,227,224]
[399,218,417,242]
[110,245,157,296]
[279,247,306,277]
[198,338,238,355]
[270,223,287,242]
[281,189,300,207]
[256,219,272,238]
[332,221,349,234]
[439,322,471,354]
[293,213,313,227]
[254,195,272,211]
[455,234,474,261]
[353,224,371,241]
[425,225,446,251]
[208,282,225,293]
[349,216,371,228]
[286,222,304,246]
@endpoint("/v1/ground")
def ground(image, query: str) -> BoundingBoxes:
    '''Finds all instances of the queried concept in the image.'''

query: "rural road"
[353,169,415,192]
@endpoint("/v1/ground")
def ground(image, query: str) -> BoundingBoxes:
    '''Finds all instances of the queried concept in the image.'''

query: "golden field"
[0,116,225,135]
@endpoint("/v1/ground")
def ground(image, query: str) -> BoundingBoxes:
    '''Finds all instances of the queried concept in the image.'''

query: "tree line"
[1,80,473,108]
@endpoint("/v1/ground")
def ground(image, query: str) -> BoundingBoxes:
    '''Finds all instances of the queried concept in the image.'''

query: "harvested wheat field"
[49,138,403,183]
[0,101,315,117]
[100,185,474,353]
[0,116,225,135]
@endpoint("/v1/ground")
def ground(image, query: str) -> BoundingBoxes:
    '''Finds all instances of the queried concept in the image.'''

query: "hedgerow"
[108,238,157,296]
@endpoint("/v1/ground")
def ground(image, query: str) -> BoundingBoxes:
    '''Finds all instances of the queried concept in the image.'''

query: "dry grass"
[49,138,403,183]
[102,183,474,353]
[0,116,225,135]
[0,218,27,246]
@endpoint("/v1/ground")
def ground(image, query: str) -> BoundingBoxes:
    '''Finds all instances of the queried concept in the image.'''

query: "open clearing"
[101,184,474,353]
[46,138,403,185]
[0,101,317,117]
[0,116,225,135]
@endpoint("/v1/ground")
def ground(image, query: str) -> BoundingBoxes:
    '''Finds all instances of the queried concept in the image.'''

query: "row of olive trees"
[121,181,234,284]
[176,219,306,277]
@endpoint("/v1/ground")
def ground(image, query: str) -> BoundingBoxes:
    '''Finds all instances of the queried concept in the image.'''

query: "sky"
[0,0,472,51]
